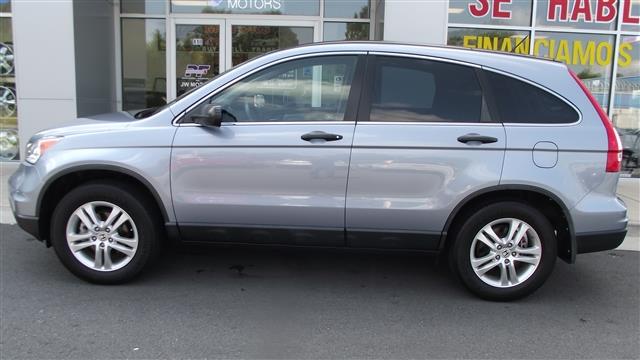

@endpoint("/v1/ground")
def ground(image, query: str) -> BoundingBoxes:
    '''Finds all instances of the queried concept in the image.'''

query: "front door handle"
[301,131,343,142]
[457,133,498,144]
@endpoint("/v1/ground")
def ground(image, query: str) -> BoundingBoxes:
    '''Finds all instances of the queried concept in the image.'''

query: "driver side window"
[185,55,358,123]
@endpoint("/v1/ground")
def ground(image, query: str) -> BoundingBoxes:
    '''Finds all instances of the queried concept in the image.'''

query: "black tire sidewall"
[50,181,160,284]
[451,201,557,301]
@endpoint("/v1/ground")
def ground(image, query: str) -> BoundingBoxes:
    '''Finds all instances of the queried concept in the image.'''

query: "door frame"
[168,18,227,101]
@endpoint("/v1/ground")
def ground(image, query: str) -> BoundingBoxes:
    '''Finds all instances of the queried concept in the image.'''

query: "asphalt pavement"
[1,224,638,359]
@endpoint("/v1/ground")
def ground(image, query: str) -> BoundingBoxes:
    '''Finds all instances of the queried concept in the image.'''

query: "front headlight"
[25,136,62,164]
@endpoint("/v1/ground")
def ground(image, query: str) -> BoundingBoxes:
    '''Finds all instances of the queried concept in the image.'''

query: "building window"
[535,0,618,30]
[121,0,165,15]
[118,0,373,113]
[121,18,167,111]
[0,0,10,12]
[0,3,18,161]
[323,22,370,41]
[621,0,640,31]
[613,35,640,173]
[231,25,314,66]
[447,0,640,175]
[536,31,615,109]
[324,0,370,19]
[448,0,532,26]
[447,28,531,53]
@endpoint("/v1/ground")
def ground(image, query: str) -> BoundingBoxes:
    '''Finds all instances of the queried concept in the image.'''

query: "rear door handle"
[457,133,498,144]
[301,131,343,142]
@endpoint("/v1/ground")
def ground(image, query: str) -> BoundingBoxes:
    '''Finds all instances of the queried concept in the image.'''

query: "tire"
[50,181,162,284]
[449,201,557,301]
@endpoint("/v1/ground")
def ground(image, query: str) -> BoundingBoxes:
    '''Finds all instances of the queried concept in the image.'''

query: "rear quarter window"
[484,70,579,124]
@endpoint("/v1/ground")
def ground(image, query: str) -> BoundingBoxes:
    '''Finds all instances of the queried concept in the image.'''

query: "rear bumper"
[576,229,627,254]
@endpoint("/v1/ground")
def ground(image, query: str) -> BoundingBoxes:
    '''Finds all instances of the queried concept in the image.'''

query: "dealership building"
[0,0,638,173]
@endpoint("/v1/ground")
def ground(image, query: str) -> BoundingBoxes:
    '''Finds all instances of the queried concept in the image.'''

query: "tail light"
[569,68,622,172]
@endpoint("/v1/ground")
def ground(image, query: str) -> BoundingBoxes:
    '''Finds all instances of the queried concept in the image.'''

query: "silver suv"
[8,43,628,300]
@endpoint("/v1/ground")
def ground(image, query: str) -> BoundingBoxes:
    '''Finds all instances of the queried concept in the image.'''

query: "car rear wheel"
[50,181,161,283]
[450,202,557,301]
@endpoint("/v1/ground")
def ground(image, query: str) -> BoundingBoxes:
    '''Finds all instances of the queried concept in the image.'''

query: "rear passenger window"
[484,71,579,124]
[369,56,485,123]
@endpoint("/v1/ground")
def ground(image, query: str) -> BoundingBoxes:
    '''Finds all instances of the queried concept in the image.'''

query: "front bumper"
[14,214,41,240]
[8,163,44,241]
[575,229,627,254]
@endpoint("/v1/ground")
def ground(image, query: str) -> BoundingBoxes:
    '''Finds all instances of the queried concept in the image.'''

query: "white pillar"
[12,0,77,155]
[383,0,448,45]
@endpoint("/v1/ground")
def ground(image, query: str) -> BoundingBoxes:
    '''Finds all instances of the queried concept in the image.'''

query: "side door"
[346,54,506,250]
[172,54,365,246]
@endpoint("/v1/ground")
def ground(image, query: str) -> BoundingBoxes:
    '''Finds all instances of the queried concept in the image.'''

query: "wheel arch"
[36,164,171,243]
[440,185,576,263]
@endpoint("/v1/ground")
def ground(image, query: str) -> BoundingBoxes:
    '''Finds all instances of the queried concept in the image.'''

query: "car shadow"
[134,242,638,304]
[143,243,463,296]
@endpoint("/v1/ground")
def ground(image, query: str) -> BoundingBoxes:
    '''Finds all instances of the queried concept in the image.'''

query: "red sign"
[466,0,639,25]
[469,0,513,19]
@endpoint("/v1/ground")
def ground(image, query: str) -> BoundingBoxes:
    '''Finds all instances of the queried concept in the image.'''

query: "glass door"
[226,20,319,68]
[168,19,318,102]
[169,19,225,100]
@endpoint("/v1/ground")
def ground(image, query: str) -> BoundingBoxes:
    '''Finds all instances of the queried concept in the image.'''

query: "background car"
[617,127,640,175]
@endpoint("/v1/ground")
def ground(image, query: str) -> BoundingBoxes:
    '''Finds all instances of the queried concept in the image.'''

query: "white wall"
[12,0,77,155]
[383,0,448,45]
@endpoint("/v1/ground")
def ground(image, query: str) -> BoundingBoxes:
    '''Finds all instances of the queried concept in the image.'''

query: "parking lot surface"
[1,224,639,359]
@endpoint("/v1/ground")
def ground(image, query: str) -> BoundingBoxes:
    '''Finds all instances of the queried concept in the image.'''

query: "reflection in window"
[324,0,370,19]
[0,0,9,13]
[447,28,531,54]
[231,26,313,66]
[175,24,221,97]
[186,56,358,123]
[323,22,370,41]
[121,0,165,14]
[535,31,614,109]
[0,15,18,161]
[613,36,640,174]
[121,19,167,110]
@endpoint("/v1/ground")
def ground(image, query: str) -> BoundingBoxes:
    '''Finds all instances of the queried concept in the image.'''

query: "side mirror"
[191,104,223,127]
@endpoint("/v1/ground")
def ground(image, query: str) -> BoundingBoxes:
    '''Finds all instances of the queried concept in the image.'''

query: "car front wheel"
[50,181,161,283]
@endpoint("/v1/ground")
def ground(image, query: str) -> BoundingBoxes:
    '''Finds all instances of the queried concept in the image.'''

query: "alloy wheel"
[65,201,139,272]
[469,218,542,288]
[0,129,18,160]
[0,43,14,75]
[0,86,16,117]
